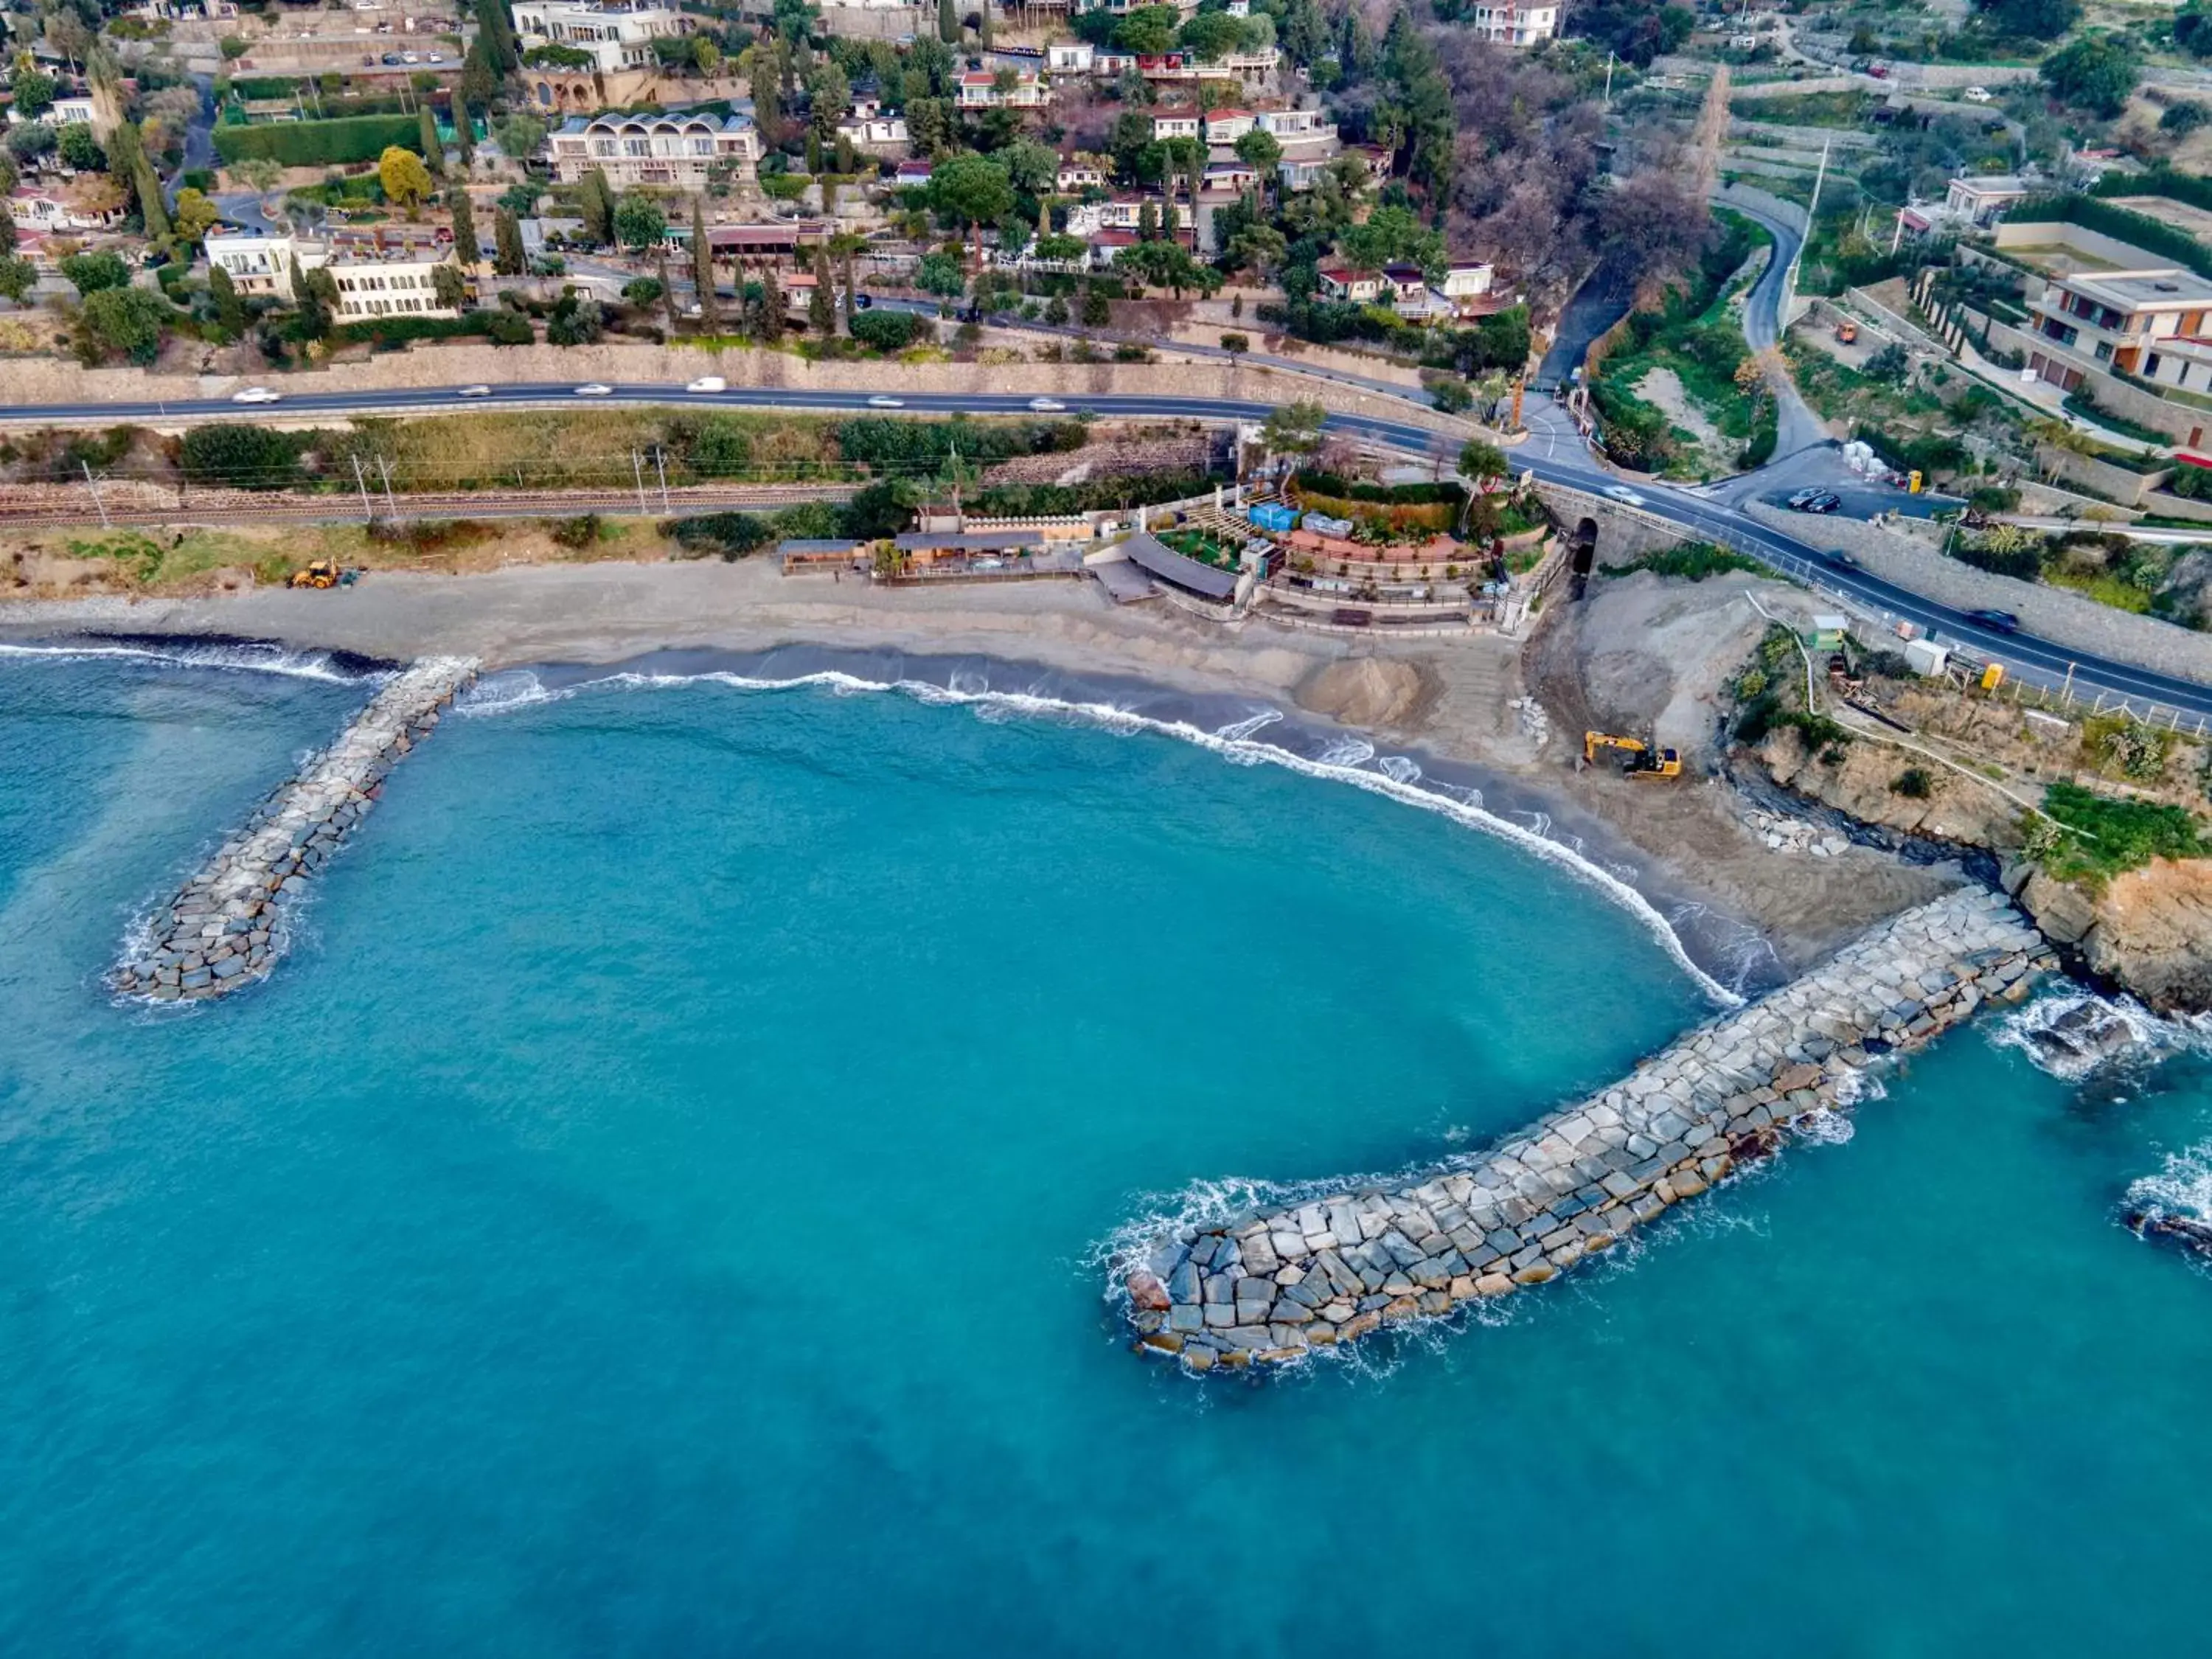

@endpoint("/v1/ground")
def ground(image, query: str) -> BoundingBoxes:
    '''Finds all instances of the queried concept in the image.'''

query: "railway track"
[0,483,855,532]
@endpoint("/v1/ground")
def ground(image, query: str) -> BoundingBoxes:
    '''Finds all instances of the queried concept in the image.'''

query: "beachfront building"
[510,0,692,72]
[543,111,761,188]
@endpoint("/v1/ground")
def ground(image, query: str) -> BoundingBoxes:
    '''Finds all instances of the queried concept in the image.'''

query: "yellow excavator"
[1584,731,1682,779]
[288,560,341,590]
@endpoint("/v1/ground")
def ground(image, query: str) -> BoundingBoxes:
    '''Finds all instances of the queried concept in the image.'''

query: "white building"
[6,94,98,128]
[836,109,908,150]
[203,228,465,319]
[544,111,760,187]
[510,0,692,72]
[956,68,1045,108]
[1046,42,1094,72]
[1461,0,1558,45]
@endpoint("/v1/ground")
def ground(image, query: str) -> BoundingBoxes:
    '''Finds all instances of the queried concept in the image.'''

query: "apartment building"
[1151,108,1202,141]
[510,0,692,72]
[956,68,1046,108]
[2024,265,2212,392]
[543,111,760,187]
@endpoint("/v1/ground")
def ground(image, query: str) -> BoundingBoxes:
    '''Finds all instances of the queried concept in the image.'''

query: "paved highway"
[7,378,2211,721]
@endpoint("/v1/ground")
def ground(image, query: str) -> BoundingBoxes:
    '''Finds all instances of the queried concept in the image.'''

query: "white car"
[573,383,614,397]
[1027,397,1067,412]
[1963,86,1992,103]
[1603,484,1646,507]
[231,386,282,404]
[686,375,726,393]
[867,394,905,408]
[456,383,492,398]
[427,52,445,63]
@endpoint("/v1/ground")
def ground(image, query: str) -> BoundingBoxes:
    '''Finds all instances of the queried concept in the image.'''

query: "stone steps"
[1116,888,2054,1373]
[108,656,479,1004]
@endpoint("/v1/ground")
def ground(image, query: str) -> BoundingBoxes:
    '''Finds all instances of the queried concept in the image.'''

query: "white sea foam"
[455,669,571,717]
[0,639,367,684]
[1991,990,2211,1081]
[1376,755,1421,785]
[2124,1141,2212,1229]
[1214,707,1284,742]
[498,664,1744,1008]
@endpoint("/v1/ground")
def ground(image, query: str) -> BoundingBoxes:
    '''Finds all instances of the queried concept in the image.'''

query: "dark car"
[1785,487,1823,508]
[1966,608,2022,633]
[380,52,402,64]
[1820,547,1862,570]
[1803,492,1843,514]
[853,292,872,309]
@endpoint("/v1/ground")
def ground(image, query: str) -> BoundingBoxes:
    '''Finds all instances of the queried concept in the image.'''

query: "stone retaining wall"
[109,657,477,1004]
[1114,888,2050,1372]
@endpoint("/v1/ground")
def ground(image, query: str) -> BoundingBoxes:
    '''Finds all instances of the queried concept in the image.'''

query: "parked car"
[1963,86,1992,102]
[380,52,401,64]
[853,293,873,310]
[1790,491,1842,514]
[1866,60,1891,77]
[573,383,614,397]
[867,394,905,408]
[231,386,282,404]
[1603,483,1647,507]
[427,52,445,63]
[1786,487,1824,508]
[456,384,492,398]
[686,375,726,393]
[1966,608,2022,633]
[1027,397,1066,411]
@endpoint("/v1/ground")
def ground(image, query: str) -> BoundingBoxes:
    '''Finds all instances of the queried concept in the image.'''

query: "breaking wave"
[473,663,1745,1008]
[0,638,375,684]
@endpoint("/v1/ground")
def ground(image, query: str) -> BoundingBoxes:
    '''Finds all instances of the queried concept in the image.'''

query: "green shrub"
[849,309,925,352]
[181,423,303,490]
[2030,782,2206,886]
[1891,767,1933,799]
[1601,541,1763,580]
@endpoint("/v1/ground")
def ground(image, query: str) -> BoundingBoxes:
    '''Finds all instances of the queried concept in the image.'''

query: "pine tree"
[449,186,479,267]
[493,206,526,275]
[419,105,444,175]
[691,198,718,332]
[807,245,833,334]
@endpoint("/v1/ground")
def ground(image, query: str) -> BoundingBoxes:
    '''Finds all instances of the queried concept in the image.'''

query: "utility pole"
[83,460,108,528]
[653,447,670,511]
[376,453,397,515]
[351,453,374,523]
[1604,51,1615,108]
[632,450,648,513]
[1780,136,1829,334]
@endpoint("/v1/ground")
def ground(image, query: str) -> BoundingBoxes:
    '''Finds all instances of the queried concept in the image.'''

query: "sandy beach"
[0,559,1960,974]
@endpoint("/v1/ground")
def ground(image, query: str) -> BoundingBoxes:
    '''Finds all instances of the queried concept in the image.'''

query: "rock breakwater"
[1114,888,2051,1371]
[109,656,477,1003]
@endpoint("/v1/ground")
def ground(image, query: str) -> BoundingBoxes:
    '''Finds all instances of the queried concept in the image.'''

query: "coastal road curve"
[7,380,2212,722]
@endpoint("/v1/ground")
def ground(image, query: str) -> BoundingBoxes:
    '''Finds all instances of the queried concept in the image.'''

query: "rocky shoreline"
[1115,888,2052,1372]
[108,657,477,1003]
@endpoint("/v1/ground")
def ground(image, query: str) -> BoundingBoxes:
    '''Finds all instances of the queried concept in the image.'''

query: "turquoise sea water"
[4,649,2212,1656]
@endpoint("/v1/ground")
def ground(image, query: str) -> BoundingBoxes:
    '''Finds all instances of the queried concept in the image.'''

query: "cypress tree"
[475,0,518,74]
[419,105,444,175]
[807,244,833,335]
[759,267,784,342]
[939,0,957,45]
[209,262,244,333]
[580,169,614,245]
[453,94,475,165]
[691,198,718,331]
[449,186,479,267]
[493,205,526,275]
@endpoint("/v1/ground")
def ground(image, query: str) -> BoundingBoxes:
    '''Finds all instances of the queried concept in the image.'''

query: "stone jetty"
[1115,888,2052,1372]
[109,656,478,1003]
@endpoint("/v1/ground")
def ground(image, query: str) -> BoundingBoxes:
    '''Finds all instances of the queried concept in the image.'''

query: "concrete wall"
[2036,444,2174,507]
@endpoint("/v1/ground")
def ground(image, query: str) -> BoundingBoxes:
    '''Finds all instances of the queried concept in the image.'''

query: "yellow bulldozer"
[288,560,341,591]
[1584,730,1682,779]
